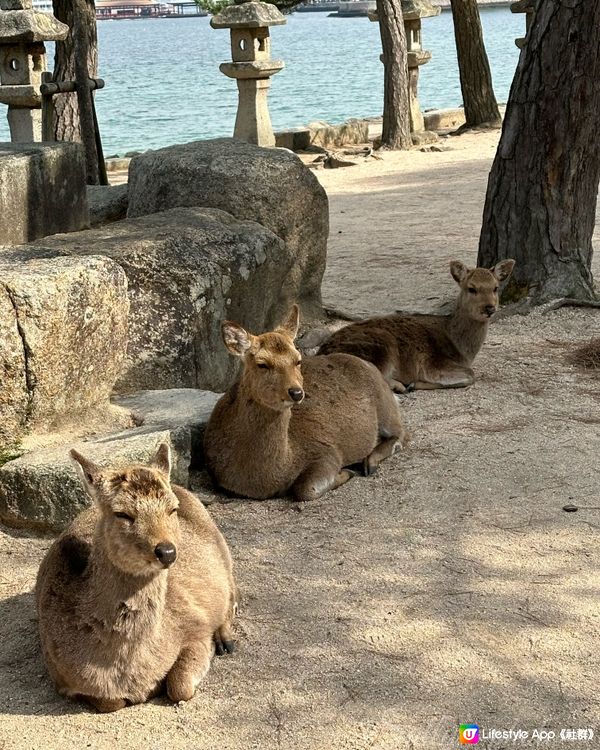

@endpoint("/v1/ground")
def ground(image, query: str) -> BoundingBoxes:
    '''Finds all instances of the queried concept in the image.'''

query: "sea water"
[0,7,522,155]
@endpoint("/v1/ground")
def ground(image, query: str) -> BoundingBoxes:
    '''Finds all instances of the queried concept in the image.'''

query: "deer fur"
[204,306,407,502]
[35,444,237,713]
[318,260,516,391]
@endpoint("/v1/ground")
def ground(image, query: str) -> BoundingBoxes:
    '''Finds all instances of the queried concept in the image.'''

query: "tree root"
[540,297,600,314]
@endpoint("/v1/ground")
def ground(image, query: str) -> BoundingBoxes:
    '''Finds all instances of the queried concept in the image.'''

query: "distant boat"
[333,0,376,17]
[95,0,207,20]
[296,0,340,12]
[32,0,54,12]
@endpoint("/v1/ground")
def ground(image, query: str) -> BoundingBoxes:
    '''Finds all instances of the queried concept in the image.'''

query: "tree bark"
[449,0,500,128]
[478,0,600,304]
[53,0,98,184]
[376,0,411,150]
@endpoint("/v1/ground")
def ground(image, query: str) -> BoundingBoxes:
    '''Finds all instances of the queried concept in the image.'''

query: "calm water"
[0,8,522,154]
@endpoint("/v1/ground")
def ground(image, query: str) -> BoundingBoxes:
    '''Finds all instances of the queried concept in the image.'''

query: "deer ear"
[492,259,515,282]
[151,442,171,479]
[70,449,104,496]
[450,260,469,284]
[221,321,253,356]
[278,305,300,340]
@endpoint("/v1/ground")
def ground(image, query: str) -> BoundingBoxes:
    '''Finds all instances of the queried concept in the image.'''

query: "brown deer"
[203,306,407,501]
[36,444,237,713]
[318,259,515,391]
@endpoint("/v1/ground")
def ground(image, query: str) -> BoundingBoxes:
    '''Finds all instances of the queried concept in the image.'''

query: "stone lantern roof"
[401,0,440,20]
[210,1,286,29]
[510,0,535,12]
[0,9,69,43]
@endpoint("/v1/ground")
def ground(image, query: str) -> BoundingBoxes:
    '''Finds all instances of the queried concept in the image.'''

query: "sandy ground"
[2,131,600,750]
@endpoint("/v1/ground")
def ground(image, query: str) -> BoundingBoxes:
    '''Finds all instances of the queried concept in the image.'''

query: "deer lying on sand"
[203,306,407,501]
[36,444,237,713]
[318,259,515,392]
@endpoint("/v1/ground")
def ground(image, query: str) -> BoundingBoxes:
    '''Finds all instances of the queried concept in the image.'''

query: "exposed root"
[541,297,600,314]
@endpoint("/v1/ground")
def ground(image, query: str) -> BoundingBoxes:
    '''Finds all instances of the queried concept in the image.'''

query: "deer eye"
[257,362,269,370]
[493,286,498,293]
[468,287,477,294]
[296,360,302,367]
[114,511,134,522]
[169,508,178,516]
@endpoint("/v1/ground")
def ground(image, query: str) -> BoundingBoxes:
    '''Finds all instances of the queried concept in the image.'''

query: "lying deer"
[203,306,407,501]
[36,444,237,713]
[318,259,515,391]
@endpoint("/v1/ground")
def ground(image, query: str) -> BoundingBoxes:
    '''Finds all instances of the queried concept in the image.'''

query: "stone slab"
[0,388,220,531]
[423,107,466,131]
[307,119,370,149]
[275,127,311,152]
[0,142,88,244]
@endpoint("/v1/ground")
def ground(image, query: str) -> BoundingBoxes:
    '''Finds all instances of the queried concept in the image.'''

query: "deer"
[318,259,515,392]
[35,443,237,713]
[203,305,407,502]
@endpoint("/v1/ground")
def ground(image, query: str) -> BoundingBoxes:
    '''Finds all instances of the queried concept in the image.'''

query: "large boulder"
[0,142,88,244]
[127,138,328,321]
[87,183,128,227]
[0,248,129,448]
[34,207,291,392]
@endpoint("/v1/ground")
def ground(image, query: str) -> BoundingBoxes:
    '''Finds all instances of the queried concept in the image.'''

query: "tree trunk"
[376,0,411,150]
[478,0,600,304]
[51,0,98,144]
[449,0,500,128]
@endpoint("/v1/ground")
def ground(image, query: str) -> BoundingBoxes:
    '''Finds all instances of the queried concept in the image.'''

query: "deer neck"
[234,376,292,463]
[85,537,168,638]
[446,303,489,363]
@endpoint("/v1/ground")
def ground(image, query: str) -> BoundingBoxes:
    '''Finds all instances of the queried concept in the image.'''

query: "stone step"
[0,389,220,532]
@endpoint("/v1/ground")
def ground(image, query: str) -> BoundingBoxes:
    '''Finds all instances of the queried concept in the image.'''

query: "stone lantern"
[211,0,285,148]
[0,0,68,142]
[510,0,535,49]
[368,0,440,135]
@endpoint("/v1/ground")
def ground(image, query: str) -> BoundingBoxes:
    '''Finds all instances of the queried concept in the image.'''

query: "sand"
[1,130,599,750]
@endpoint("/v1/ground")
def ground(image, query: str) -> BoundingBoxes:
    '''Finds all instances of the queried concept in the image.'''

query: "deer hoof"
[405,382,416,393]
[214,636,235,656]
[362,457,379,477]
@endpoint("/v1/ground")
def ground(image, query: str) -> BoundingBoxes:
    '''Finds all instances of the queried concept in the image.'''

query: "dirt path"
[1,131,599,750]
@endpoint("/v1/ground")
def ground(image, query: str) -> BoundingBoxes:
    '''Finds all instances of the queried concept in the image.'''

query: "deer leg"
[166,638,213,703]
[84,695,127,713]
[363,436,399,477]
[292,462,358,502]
[388,378,414,394]
[413,366,475,390]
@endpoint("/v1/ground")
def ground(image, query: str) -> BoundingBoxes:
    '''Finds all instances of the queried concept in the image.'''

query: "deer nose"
[288,387,304,402]
[484,305,496,317]
[154,542,177,567]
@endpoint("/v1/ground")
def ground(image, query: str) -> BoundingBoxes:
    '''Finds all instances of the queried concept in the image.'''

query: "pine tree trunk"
[449,0,500,128]
[478,0,600,303]
[53,0,98,181]
[376,0,411,150]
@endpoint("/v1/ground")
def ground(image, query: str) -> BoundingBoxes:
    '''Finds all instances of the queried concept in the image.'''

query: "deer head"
[70,443,180,577]
[450,259,515,321]
[221,306,304,411]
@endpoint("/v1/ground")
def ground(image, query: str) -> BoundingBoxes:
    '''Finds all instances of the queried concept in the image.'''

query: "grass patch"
[568,338,600,372]
[0,445,23,467]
